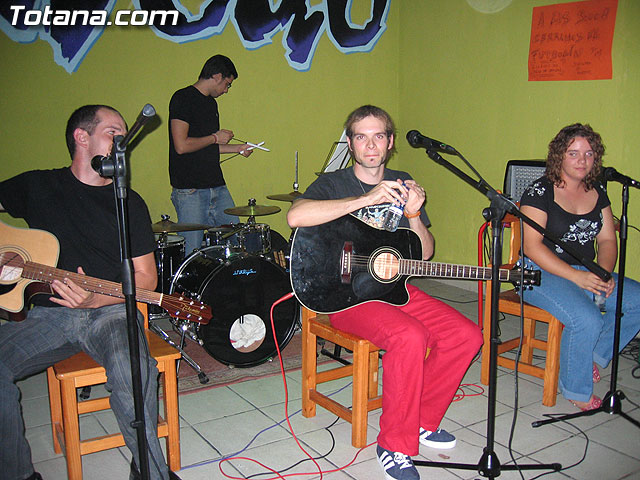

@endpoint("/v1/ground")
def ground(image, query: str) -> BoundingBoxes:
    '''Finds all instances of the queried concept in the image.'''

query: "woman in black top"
[520,123,640,411]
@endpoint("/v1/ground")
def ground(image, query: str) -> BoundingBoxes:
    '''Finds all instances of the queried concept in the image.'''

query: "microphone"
[603,167,640,189]
[91,155,108,174]
[406,130,457,154]
[117,103,156,150]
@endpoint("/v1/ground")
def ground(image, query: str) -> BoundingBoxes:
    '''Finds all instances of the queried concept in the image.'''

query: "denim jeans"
[521,260,640,402]
[0,304,169,480]
[171,185,240,256]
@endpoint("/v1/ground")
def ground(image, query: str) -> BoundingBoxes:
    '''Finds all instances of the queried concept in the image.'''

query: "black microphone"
[117,103,156,150]
[603,167,640,189]
[91,155,108,174]
[406,130,457,154]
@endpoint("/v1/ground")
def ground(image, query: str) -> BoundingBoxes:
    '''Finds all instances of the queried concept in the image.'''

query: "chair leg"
[351,340,368,448]
[301,312,317,418]
[60,378,83,480]
[481,281,493,385]
[521,317,536,364]
[161,360,181,471]
[368,350,379,399]
[47,367,63,455]
[542,319,562,407]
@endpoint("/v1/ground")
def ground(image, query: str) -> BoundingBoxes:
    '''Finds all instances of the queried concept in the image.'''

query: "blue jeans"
[521,260,640,402]
[0,304,169,480]
[171,185,240,256]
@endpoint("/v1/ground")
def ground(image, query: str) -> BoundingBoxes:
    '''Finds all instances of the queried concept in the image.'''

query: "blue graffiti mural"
[0,0,391,73]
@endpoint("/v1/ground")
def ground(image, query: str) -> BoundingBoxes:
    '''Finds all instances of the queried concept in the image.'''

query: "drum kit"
[148,196,300,383]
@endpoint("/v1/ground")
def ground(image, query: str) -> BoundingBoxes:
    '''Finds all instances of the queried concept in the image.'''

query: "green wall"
[1,0,639,278]
[398,0,640,278]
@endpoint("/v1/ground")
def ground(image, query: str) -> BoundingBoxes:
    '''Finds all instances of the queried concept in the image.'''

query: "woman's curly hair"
[545,123,605,191]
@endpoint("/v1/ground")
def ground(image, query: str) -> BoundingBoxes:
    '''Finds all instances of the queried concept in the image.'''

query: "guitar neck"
[22,261,162,306]
[399,259,511,282]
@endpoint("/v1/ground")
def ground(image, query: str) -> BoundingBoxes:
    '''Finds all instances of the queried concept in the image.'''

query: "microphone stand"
[410,148,569,478]
[532,182,640,429]
[93,105,156,480]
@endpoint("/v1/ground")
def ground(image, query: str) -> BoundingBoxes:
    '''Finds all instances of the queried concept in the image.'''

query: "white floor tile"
[13,280,640,480]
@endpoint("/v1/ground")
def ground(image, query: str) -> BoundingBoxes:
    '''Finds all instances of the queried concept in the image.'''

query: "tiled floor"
[17,279,640,479]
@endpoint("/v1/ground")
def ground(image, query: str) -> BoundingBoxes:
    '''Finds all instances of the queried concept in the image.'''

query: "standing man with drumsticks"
[168,54,253,255]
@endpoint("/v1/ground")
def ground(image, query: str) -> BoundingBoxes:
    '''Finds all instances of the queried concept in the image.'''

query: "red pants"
[330,284,482,455]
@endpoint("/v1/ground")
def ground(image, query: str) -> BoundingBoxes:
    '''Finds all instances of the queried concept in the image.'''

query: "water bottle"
[382,184,406,232]
[382,202,404,232]
[593,293,606,313]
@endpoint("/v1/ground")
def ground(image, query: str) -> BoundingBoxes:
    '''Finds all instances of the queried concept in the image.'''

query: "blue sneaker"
[419,427,457,449]
[376,445,420,480]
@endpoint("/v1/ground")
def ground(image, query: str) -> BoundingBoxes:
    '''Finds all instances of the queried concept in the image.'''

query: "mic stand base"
[414,451,562,477]
[533,390,640,429]
[413,196,560,479]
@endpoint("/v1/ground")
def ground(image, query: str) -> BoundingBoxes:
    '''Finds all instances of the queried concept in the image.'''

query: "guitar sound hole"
[0,250,25,284]
[371,251,399,282]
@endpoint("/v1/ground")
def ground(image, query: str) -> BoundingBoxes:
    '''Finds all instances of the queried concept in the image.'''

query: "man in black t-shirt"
[0,105,178,480]
[287,105,482,480]
[169,54,253,255]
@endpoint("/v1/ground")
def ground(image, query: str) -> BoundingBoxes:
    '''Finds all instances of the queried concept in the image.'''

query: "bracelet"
[212,133,218,144]
[404,210,420,218]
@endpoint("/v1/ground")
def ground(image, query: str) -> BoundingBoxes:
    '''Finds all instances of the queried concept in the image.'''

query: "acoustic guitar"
[289,214,540,313]
[0,220,211,324]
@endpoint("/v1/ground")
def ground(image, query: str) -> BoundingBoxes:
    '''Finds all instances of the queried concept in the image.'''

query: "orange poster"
[528,0,618,81]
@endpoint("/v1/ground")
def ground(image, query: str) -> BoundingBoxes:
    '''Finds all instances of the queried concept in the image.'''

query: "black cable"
[245,416,341,479]
[502,218,527,479]
[527,416,590,480]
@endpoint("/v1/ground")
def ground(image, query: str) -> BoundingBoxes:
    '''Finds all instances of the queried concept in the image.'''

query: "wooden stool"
[301,306,382,448]
[46,303,181,479]
[480,215,563,407]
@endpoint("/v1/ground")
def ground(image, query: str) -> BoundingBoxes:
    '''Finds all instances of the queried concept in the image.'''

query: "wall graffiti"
[0,0,391,73]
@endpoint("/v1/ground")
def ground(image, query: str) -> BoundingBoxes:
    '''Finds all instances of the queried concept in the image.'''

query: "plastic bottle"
[382,183,406,232]
[593,293,606,313]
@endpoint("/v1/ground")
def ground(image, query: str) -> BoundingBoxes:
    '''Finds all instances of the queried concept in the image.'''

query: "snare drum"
[170,247,298,367]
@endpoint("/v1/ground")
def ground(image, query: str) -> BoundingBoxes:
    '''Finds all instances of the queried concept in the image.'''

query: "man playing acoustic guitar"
[287,105,483,480]
[0,105,178,480]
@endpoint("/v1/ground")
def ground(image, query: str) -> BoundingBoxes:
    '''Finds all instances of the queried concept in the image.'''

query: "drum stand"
[148,320,210,384]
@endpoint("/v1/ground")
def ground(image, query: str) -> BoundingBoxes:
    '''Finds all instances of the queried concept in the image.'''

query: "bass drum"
[170,247,298,367]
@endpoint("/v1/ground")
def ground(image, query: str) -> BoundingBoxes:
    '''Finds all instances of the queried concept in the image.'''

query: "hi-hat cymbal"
[152,219,211,233]
[266,191,303,202]
[224,204,281,216]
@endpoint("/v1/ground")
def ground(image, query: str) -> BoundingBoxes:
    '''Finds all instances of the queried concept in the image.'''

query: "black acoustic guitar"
[289,214,540,313]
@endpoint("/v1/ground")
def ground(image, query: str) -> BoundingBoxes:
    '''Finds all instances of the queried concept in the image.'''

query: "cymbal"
[266,191,303,202]
[224,204,281,216]
[152,219,211,233]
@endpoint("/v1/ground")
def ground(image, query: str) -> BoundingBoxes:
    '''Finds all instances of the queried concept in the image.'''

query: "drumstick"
[242,141,269,153]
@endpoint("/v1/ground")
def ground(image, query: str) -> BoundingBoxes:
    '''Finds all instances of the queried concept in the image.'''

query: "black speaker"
[503,159,546,202]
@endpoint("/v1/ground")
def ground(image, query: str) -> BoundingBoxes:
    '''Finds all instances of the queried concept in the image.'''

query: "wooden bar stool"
[46,303,181,479]
[301,306,382,448]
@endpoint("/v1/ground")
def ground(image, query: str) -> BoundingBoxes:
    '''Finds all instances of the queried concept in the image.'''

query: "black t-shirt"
[519,176,611,264]
[0,167,156,306]
[168,85,225,189]
[301,166,430,229]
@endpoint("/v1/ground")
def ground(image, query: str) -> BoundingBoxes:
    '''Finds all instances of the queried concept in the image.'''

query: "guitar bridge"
[340,241,353,284]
